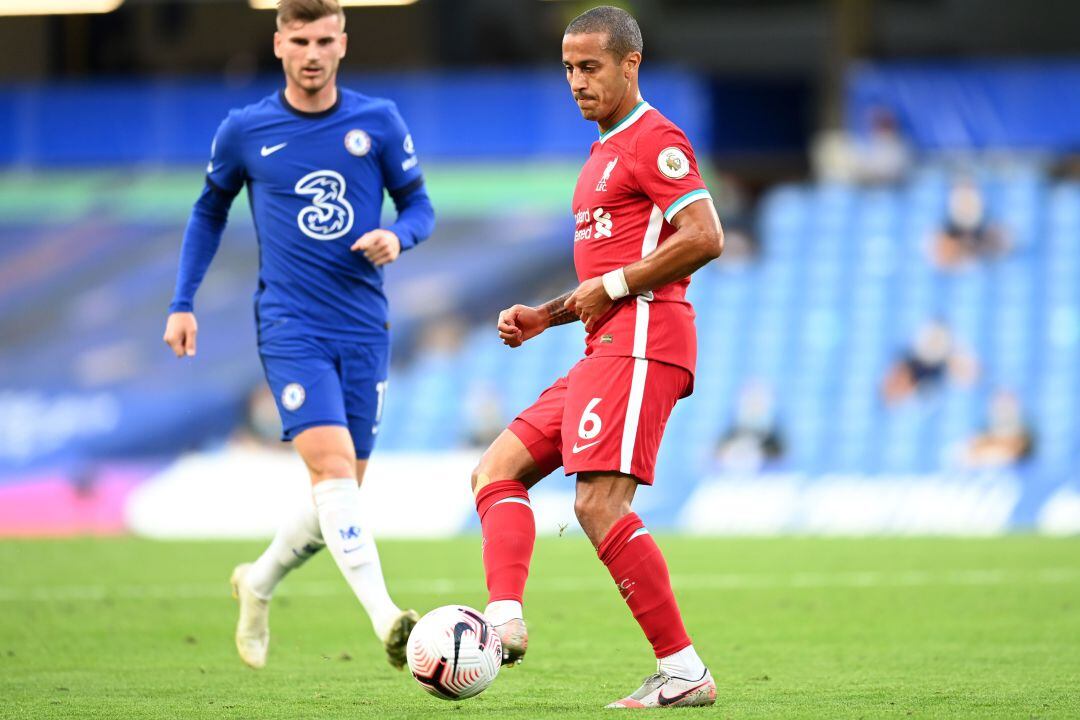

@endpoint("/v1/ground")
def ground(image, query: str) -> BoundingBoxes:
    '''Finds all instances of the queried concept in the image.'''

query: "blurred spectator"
[716,227,756,264]
[931,177,1008,268]
[962,390,1034,469]
[710,174,758,264]
[463,379,505,448]
[1050,153,1080,181]
[715,380,784,473]
[855,106,913,185]
[810,129,853,183]
[811,105,912,186]
[231,385,285,450]
[416,314,468,356]
[882,321,978,405]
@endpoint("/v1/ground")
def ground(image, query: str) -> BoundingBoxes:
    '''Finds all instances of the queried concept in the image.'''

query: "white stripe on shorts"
[620,357,650,475]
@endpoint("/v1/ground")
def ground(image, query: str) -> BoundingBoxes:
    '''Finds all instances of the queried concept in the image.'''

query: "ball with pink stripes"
[406,605,502,701]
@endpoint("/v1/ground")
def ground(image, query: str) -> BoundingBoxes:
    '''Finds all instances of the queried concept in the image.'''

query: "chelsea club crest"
[281,383,306,411]
[344,129,371,157]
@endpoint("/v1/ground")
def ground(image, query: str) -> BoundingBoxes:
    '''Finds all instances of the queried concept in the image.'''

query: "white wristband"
[601,267,630,300]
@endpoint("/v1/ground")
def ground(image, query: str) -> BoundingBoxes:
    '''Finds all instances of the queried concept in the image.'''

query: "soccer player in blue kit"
[163,0,433,670]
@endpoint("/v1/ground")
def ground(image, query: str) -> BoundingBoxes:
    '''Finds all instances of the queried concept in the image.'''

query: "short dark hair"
[277,0,345,30]
[565,5,643,60]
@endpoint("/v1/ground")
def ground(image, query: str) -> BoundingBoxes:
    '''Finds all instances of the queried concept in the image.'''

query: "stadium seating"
[376,164,1079,486]
[1,163,1076,490]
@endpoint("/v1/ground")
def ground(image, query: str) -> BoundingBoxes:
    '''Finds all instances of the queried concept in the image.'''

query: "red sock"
[476,479,535,604]
[597,512,691,659]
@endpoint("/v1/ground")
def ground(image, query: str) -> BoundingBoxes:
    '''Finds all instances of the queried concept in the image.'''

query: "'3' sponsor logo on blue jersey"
[295,170,355,241]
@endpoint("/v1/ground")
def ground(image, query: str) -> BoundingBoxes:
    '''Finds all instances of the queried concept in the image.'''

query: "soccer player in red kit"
[470,6,722,710]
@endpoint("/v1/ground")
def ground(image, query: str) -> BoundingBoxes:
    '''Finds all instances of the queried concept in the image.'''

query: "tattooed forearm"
[540,291,578,327]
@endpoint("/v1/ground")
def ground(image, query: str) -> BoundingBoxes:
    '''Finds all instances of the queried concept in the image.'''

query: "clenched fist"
[564,277,614,332]
[351,229,401,267]
[497,304,548,348]
[163,312,198,358]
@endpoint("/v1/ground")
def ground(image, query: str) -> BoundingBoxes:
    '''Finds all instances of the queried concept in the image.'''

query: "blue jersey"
[170,88,435,344]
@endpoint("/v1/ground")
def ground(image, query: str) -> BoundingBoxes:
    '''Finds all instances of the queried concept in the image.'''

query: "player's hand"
[163,312,198,358]
[498,304,546,348]
[351,229,401,267]
[564,277,614,333]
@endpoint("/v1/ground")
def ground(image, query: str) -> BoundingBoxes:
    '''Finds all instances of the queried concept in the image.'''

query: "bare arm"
[623,199,723,295]
[566,199,723,331]
[497,290,580,348]
[539,291,578,327]
[498,200,722,342]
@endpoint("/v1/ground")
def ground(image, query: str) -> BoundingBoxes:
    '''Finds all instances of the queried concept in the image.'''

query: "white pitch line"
[0,568,1078,603]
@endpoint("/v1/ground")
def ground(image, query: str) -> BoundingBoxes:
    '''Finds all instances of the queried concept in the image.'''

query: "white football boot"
[493,618,528,666]
[605,669,716,709]
[382,608,420,669]
[229,563,269,669]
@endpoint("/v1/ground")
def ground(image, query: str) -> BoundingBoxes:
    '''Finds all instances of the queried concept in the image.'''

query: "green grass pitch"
[2,536,1078,719]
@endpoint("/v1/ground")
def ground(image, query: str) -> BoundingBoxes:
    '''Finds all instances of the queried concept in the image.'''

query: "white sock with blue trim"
[313,478,400,640]
[246,499,324,599]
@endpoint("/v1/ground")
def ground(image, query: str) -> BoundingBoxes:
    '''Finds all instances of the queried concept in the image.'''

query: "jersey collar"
[598,100,651,144]
[279,89,342,119]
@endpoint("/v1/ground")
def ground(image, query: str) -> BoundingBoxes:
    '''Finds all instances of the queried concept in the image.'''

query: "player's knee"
[574,485,631,542]
[306,453,356,483]
[574,497,615,547]
[471,441,508,495]
[573,493,602,532]
[471,462,497,495]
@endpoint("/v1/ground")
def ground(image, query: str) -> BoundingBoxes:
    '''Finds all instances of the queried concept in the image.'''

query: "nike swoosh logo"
[571,440,601,454]
[657,680,711,706]
[451,621,471,673]
[260,142,287,157]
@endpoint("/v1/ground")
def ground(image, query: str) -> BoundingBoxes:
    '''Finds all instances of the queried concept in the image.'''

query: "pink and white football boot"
[492,618,528,666]
[605,669,716,709]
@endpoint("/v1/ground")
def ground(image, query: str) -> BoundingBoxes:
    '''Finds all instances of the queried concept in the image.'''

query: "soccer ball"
[406,605,502,701]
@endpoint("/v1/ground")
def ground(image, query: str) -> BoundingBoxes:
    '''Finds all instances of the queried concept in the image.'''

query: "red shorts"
[509,356,691,485]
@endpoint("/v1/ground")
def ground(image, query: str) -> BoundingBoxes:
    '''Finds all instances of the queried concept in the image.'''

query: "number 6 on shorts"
[578,397,603,440]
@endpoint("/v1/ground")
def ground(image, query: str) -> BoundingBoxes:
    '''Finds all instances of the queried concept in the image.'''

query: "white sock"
[658,644,707,681]
[313,478,401,640]
[246,499,325,599]
[484,600,523,626]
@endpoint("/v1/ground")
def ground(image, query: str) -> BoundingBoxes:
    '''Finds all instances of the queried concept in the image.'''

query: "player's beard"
[578,79,633,123]
[291,63,335,95]
[575,93,600,120]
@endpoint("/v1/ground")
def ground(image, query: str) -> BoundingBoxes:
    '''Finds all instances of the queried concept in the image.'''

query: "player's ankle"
[484,599,523,626]
[658,644,706,681]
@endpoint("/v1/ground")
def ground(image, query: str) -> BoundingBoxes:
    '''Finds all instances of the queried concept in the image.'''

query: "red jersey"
[572,101,711,385]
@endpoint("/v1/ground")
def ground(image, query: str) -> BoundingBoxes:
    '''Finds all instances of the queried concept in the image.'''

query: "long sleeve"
[387,179,435,251]
[377,101,434,250]
[168,111,246,313]
[168,181,240,313]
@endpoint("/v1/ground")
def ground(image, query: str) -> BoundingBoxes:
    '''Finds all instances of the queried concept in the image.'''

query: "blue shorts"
[258,334,389,460]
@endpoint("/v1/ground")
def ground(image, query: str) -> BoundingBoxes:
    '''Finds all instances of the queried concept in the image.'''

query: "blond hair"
[276,0,345,30]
